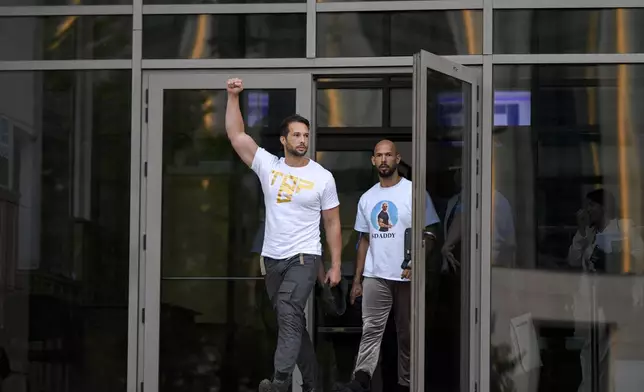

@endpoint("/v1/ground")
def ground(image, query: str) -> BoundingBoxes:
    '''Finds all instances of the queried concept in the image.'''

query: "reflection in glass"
[0,70,131,392]
[317,11,482,57]
[159,280,277,392]
[423,69,472,392]
[0,16,132,60]
[143,14,306,59]
[159,88,296,390]
[494,9,644,54]
[491,65,644,392]
[317,90,383,128]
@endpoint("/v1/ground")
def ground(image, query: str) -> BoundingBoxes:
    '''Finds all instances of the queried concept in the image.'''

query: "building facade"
[1,1,644,392]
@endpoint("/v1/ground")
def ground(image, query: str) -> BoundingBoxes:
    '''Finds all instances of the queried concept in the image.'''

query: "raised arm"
[225,78,259,167]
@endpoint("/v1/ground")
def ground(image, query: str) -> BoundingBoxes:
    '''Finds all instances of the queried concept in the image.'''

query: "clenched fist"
[226,78,243,95]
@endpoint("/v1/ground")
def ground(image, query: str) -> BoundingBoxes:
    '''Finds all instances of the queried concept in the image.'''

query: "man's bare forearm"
[354,234,368,283]
[325,219,342,269]
[225,94,244,140]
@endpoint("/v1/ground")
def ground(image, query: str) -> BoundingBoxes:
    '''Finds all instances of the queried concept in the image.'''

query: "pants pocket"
[278,280,297,302]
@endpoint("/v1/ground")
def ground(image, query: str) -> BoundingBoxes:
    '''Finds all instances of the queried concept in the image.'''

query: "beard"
[378,163,398,178]
[286,144,307,157]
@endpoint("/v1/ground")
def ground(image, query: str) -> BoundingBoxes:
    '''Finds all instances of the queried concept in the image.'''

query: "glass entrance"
[142,73,312,392]
[411,51,481,392]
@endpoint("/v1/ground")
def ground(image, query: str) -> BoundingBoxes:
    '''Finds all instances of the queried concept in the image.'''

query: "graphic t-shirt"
[251,147,340,259]
[355,178,440,281]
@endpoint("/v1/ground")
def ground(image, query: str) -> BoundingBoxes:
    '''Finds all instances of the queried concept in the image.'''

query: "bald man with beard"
[334,140,441,392]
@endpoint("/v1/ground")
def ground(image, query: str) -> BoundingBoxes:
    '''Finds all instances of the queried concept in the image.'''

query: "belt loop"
[259,256,266,276]
[299,253,304,265]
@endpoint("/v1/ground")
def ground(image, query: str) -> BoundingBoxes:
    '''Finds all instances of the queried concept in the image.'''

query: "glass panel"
[390,88,412,127]
[317,11,483,57]
[317,89,383,127]
[0,16,132,60]
[491,64,644,392]
[423,68,471,392]
[159,280,278,391]
[161,89,295,278]
[143,14,306,59]
[159,86,299,391]
[0,70,131,392]
[494,9,644,54]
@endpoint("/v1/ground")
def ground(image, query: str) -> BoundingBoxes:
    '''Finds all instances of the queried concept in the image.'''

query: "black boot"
[258,375,290,392]
[332,370,371,392]
[302,382,317,392]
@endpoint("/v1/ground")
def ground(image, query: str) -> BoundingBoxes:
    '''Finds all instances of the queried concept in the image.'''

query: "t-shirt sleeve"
[425,191,441,226]
[251,147,278,177]
[354,197,370,233]
[321,174,340,211]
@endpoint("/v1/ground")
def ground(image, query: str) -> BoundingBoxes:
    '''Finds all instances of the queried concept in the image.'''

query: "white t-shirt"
[355,177,440,281]
[252,147,340,259]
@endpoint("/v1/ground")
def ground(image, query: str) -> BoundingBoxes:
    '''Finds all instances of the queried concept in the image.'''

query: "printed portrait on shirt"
[371,200,399,234]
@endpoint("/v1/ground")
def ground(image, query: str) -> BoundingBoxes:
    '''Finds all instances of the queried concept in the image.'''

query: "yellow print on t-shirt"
[270,170,315,203]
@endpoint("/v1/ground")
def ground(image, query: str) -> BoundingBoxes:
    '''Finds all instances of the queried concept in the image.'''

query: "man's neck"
[284,154,309,167]
[379,173,401,188]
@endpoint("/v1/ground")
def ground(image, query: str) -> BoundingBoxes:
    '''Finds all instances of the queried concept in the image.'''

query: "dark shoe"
[353,370,371,390]
[302,383,317,392]
[258,378,290,392]
[331,370,371,392]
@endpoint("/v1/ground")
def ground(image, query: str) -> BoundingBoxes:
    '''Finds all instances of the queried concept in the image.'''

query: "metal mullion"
[317,0,483,13]
[306,0,316,58]
[483,0,492,55]
[141,56,482,69]
[317,81,390,89]
[478,54,493,392]
[126,0,143,387]
[0,60,132,70]
[142,4,306,15]
[492,53,644,64]
[493,0,644,9]
[0,5,132,16]
[315,78,411,89]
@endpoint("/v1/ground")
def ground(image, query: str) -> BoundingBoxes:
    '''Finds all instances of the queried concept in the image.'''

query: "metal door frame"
[139,63,484,392]
[140,72,312,392]
[411,50,482,392]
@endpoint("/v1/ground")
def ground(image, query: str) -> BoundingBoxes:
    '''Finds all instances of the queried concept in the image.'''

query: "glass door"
[411,51,481,392]
[141,72,312,392]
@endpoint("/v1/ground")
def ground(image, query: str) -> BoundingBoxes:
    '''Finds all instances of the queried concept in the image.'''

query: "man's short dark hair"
[279,114,310,138]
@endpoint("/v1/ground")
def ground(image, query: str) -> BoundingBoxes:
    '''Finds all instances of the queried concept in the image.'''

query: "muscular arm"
[225,89,258,167]
[322,206,342,270]
[354,233,369,283]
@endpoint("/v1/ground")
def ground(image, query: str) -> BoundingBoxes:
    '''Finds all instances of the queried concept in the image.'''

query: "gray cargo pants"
[263,253,319,387]
[354,277,411,386]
